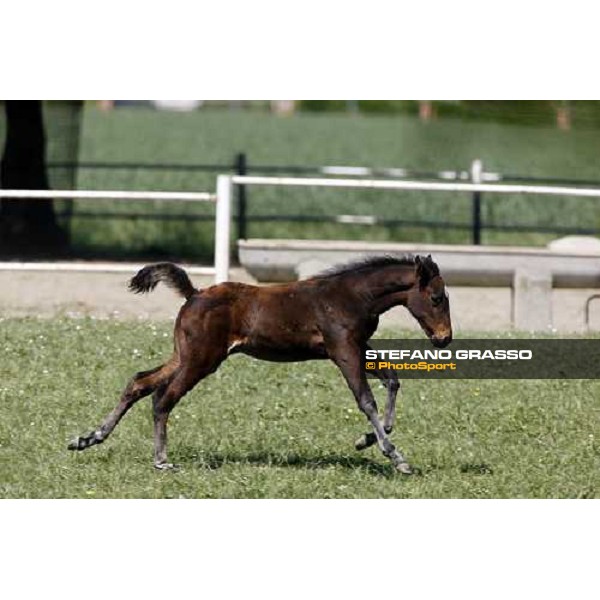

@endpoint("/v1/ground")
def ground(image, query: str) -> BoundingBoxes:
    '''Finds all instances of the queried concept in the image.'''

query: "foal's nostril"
[443,335,452,346]
[431,334,452,348]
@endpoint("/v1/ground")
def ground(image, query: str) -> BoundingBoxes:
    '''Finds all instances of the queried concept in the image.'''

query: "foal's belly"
[241,347,328,362]
[233,339,329,363]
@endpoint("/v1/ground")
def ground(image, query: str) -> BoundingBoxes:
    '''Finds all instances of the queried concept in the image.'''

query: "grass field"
[52,106,600,261]
[1,317,598,498]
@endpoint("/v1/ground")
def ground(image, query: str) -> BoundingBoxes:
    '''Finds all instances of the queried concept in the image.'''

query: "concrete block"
[295,259,329,280]
[513,268,553,331]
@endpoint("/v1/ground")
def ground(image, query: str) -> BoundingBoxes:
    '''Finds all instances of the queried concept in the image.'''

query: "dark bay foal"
[69,255,452,473]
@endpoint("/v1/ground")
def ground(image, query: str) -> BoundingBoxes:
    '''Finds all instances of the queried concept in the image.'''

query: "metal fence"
[47,154,600,246]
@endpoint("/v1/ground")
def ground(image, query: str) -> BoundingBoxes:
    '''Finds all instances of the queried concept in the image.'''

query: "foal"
[69,255,452,473]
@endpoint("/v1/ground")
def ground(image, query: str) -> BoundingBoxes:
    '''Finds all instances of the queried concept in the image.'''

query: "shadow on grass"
[460,463,494,475]
[171,447,494,478]
[414,462,493,476]
[175,447,400,478]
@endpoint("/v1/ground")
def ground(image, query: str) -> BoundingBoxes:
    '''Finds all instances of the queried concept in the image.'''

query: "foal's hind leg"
[68,360,177,452]
[355,349,401,451]
[152,349,227,470]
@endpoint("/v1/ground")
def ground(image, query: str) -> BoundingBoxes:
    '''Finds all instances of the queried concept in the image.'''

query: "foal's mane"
[313,255,419,280]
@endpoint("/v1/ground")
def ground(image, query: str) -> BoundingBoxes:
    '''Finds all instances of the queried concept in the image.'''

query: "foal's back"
[178,278,353,362]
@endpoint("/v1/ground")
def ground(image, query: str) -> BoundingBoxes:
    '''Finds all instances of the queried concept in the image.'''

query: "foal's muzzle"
[431,333,452,348]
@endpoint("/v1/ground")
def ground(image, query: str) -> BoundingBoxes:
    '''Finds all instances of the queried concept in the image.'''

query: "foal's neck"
[357,264,417,316]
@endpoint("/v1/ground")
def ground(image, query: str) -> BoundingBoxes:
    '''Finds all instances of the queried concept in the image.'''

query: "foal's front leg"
[355,345,401,451]
[330,341,412,474]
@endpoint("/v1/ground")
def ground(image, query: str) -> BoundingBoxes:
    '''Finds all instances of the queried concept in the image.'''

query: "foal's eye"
[431,293,443,307]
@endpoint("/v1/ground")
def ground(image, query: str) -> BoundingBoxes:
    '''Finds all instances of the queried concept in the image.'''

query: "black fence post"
[471,159,483,245]
[235,152,247,241]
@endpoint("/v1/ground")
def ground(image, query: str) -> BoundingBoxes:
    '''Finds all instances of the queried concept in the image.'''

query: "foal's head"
[406,255,452,348]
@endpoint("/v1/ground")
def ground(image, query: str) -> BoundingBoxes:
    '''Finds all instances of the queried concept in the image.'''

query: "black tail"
[129,263,197,299]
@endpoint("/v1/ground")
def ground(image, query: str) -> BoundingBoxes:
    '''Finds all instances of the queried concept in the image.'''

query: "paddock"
[1,163,600,497]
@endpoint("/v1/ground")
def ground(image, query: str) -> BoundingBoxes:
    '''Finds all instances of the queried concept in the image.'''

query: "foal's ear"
[415,255,432,287]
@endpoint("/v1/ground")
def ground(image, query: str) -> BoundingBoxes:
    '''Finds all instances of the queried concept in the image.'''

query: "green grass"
[53,106,600,261]
[1,317,598,498]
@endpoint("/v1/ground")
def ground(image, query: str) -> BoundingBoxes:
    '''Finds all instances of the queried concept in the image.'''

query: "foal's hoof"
[395,461,413,475]
[154,462,179,471]
[68,433,101,451]
[67,435,95,450]
[67,438,81,451]
[354,432,377,451]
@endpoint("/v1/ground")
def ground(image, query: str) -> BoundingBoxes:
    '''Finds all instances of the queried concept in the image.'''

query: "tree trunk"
[0,100,67,256]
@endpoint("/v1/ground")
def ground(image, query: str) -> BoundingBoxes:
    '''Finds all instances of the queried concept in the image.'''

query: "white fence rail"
[229,174,600,198]
[0,261,216,276]
[0,188,230,283]
[0,189,216,202]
